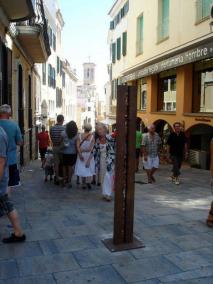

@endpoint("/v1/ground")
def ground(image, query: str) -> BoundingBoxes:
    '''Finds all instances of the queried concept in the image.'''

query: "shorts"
[0,194,14,217]
[53,146,62,166]
[63,154,77,167]
[143,156,159,170]
[45,166,54,176]
[39,148,47,159]
[136,149,141,159]
[8,164,20,187]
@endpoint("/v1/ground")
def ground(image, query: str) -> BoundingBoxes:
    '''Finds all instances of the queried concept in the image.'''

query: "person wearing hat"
[0,104,23,189]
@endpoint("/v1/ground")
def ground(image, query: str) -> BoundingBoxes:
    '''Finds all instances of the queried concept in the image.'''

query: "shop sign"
[120,42,213,83]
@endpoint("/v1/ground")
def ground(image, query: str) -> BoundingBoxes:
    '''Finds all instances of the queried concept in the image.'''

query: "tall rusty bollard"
[103,85,144,252]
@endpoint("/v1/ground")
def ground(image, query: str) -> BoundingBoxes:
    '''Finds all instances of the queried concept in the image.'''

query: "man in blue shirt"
[0,126,26,243]
[0,104,23,187]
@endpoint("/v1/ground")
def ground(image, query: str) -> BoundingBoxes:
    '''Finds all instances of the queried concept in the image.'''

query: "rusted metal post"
[103,85,144,252]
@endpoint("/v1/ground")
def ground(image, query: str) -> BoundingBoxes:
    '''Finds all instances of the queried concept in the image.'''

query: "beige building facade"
[0,0,50,166]
[108,0,213,169]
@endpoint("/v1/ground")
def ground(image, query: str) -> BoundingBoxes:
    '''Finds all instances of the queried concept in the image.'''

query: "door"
[18,65,24,166]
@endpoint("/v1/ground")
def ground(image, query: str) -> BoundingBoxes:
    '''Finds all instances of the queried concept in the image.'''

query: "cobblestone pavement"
[0,161,213,284]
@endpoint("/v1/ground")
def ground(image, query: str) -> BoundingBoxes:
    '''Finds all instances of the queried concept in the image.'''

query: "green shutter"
[202,0,212,18]
[117,37,121,60]
[122,32,127,56]
[162,0,169,19]
[137,15,143,55]
[112,43,116,63]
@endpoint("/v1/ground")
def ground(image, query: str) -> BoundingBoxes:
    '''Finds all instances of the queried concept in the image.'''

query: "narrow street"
[0,162,213,283]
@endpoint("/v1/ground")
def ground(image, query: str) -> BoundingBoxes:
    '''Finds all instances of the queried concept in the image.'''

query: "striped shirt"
[50,124,65,147]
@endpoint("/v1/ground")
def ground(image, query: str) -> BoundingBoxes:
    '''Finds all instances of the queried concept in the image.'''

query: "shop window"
[157,0,169,42]
[193,59,213,113]
[137,78,147,111]
[158,74,177,112]
[196,0,213,22]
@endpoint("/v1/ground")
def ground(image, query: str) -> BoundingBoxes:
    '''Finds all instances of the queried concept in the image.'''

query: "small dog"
[206,201,213,228]
[44,148,54,182]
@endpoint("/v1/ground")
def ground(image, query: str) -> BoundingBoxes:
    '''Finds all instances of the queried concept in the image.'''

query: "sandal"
[2,233,26,244]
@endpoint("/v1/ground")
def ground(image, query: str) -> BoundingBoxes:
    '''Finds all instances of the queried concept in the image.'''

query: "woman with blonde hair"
[75,123,95,189]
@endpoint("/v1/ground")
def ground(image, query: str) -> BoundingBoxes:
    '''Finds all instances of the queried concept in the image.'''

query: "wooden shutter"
[112,43,116,64]
[122,32,127,56]
[117,38,121,60]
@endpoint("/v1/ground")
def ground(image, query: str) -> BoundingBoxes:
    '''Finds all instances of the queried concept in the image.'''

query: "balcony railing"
[157,17,169,43]
[16,0,51,57]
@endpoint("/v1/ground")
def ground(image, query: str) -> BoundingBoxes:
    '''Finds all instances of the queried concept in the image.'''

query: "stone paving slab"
[113,255,182,282]
[17,253,79,276]
[0,242,43,260]
[159,265,213,283]
[0,161,213,283]
[0,275,56,284]
[54,265,126,284]
[164,248,213,271]
[0,259,18,280]
[72,247,135,268]
[39,235,96,255]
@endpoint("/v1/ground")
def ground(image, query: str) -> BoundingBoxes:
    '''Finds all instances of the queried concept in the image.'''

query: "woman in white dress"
[93,123,115,201]
[75,123,95,189]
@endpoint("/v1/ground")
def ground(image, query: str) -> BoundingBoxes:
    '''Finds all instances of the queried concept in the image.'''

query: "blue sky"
[60,0,114,97]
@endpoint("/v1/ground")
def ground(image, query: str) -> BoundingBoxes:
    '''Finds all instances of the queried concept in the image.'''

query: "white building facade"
[62,60,78,123]
[37,0,65,128]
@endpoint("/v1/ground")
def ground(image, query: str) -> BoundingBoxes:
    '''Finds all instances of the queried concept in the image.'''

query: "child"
[44,148,54,182]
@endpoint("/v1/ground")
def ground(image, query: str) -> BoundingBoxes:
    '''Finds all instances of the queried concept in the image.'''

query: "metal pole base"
[102,236,145,253]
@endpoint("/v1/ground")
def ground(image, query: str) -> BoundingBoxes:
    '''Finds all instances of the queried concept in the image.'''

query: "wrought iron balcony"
[15,0,51,63]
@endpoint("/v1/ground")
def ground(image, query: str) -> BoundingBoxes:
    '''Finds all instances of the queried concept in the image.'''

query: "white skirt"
[74,152,95,177]
[102,171,114,197]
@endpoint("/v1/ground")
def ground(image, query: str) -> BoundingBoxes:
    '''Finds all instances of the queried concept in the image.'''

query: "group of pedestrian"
[37,115,116,201]
[139,122,188,185]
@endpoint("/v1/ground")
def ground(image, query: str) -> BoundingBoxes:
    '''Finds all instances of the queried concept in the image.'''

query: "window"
[57,57,60,74]
[193,59,213,113]
[122,32,127,56]
[52,68,56,89]
[137,79,147,110]
[48,64,51,87]
[111,1,129,29]
[196,0,213,22]
[117,38,121,60]
[48,26,52,47]
[88,107,91,111]
[110,21,114,30]
[42,63,46,85]
[136,14,144,55]
[56,88,62,108]
[157,0,169,42]
[112,42,116,63]
[53,34,56,51]
[158,73,177,112]
[62,71,65,88]
[60,60,63,76]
